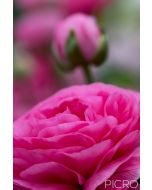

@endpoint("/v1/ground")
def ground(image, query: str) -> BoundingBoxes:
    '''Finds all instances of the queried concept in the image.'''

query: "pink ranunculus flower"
[14,10,64,50]
[15,0,113,14]
[14,83,140,190]
[53,14,106,68]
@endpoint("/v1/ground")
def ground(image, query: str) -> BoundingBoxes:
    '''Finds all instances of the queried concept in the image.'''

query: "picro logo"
[104,180,139,189]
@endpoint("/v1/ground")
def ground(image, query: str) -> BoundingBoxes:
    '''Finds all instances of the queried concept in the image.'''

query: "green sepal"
[65,31,88,68]
[91,32,108,66]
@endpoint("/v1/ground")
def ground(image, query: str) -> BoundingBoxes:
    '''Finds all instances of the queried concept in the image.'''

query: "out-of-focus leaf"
[13,3,22,20]
[98,66,140,90]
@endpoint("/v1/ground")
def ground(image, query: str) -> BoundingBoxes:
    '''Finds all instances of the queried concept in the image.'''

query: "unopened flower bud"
[52,14,108,71]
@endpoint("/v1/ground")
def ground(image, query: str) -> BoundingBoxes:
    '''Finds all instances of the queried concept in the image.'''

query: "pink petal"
[14,180,78,190]
[20,161,84,185]
[84,148,139,190]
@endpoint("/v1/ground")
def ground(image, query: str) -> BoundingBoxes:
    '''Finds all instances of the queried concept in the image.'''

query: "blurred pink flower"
[14,83,140,190]
[53,14,102,63]
[14,10,64,50]
[15,0,113,14]
[59,0,113,14]
[13,53,57,120]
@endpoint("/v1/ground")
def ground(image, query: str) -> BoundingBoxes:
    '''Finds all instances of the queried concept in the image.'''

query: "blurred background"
[13,0,140,119]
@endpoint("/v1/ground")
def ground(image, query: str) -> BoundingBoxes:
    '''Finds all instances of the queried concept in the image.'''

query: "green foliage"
[98,66,140,90]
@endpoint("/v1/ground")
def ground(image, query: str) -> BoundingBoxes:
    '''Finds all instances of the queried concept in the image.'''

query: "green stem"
[82,65,95,84]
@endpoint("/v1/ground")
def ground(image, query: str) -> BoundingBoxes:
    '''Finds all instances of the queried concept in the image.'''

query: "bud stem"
[82,65,94,83]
